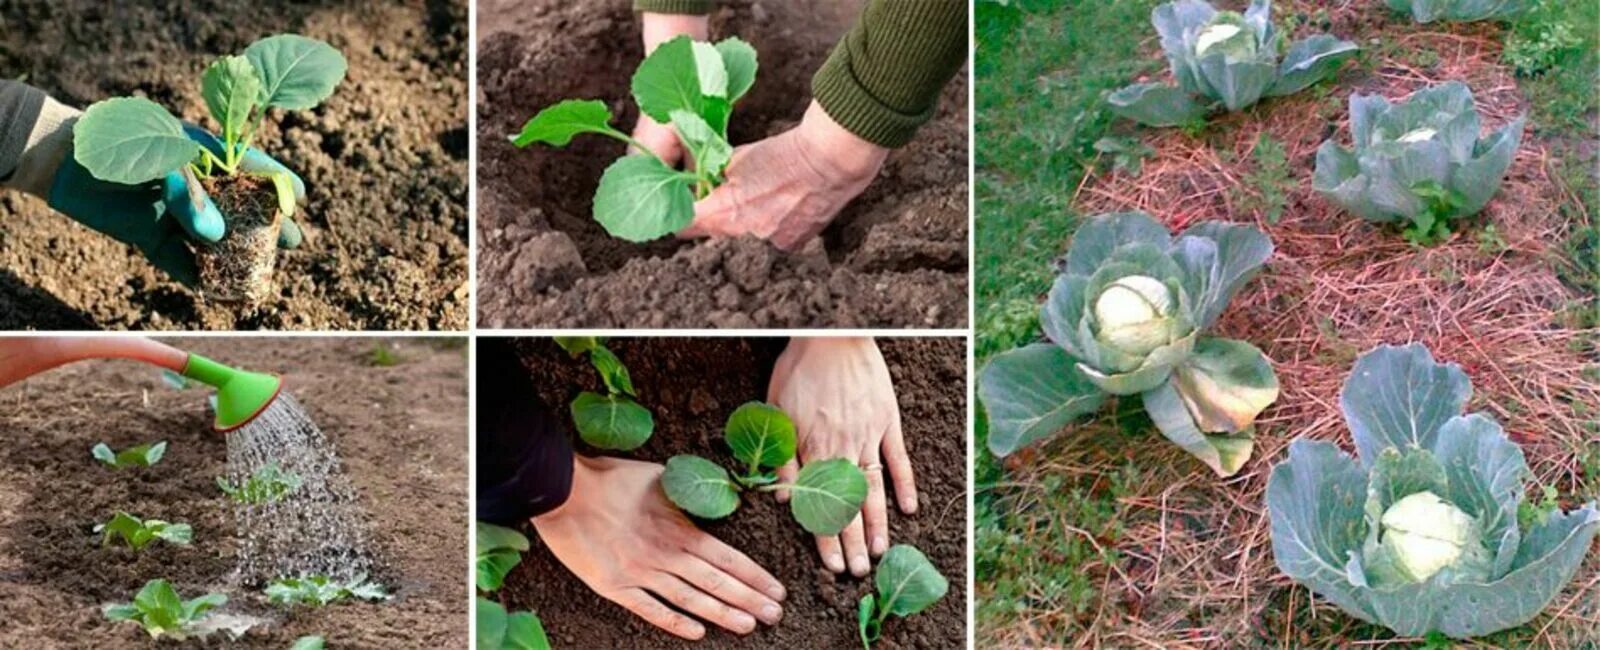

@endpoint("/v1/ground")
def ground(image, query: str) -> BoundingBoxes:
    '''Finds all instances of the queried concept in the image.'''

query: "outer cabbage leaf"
[1386,0,1527,23]
[1170,221,1274,329]
[1059,212,1174,278]
[1430,414,1525,553]
[1170,337,1278,433]
[1339,343,1470,466]
[1142,377,1255,476]
[1266,440,1375,621]
[1268,35,1360,98]
[979,344,1108,457]
[1107,83,1209,128]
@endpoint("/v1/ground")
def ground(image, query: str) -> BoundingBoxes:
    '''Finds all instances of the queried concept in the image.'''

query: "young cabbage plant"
[1108,0,1358,127]
[289,636,326,650]
[103,579,227,640]
[1266,343,1600,639]
[978,212,1278,477]
[92,440,167,468]
[476,521,530,592]
[560,338,655,451]
[661,402,868,535]
[216,463,301,504]
[72,34,346,301]
[96,512,193,551]
[510,35,758,242]
[1386,0,1525,23]
[477,596,551,650]
[1313,82,1524,245]
[857,545,948,649]
[264,574,389,607]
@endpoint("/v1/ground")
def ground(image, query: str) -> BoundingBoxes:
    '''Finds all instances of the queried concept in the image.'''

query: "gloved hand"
[47,124,305,286]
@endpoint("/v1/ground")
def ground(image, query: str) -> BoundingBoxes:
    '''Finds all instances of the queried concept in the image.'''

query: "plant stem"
[755,483,794,492]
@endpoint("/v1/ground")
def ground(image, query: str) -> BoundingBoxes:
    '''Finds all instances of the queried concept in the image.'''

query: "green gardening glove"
[47,124,304,286]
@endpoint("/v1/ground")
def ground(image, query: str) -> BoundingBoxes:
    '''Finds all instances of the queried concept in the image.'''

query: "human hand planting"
[532,455,786,641]
[678,100,889,251]
[768,337,916,576]
[630,12,710,166]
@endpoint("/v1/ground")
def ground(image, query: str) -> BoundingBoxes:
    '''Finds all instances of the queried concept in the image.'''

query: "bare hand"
[629,12,710,166]
[532,455,786,640]
[767,337,916,576]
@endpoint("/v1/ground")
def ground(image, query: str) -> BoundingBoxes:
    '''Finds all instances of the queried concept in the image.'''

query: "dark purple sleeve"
[476,339,574,525]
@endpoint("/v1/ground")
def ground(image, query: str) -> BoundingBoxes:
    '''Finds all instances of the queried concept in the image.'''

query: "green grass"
[367,344,403,367]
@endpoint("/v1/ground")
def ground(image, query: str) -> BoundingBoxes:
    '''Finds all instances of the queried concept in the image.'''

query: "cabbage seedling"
[216,463,301,504]
[102,579,226,640]
[1313,82,1524,245]
[1386,0,1525,23]
[476,521,530,592]
[1266,343,1600,639]
[979,212,1278,477]
[477,597,551,650]
[72,34,346,302]
[265,574,389,607]
[857,545,948,648]
[510,35,758,242]
[661,402,867,536]
[1108,0,1357,127]
[92,440,167,468]
[290,637,326,650]
[561,339,654,451]
[96,512,193,551]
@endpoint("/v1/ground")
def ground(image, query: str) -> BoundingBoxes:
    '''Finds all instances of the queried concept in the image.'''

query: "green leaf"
[631,35,707,123]
[1141,378,1255,477]
[661,455,741,519]
[1107,83,1209,127]
[874,544,948,617]
[93,441,167,468]
[477,597,509,650]
[789,458,868,535]
[978,343,1108,456]
[509,99,620,148]
[724,402,797,470]
[506,610,553,650]
[92,443,116,465]
[1267,35,1358,98]
[1170,222,1274,329]
[135,579,184,631]
[289,637,326,650]
[553,337,601,357]
[715,37,758,103]
[476,522,530,592]
[1431,414,1525,549]
[569,392,653,450]
[588,346,635,396]
[73,97,200,184]
[669,109,733,179]
[268,171,298,218]
[1265,440,1377,624]
[858,594,878,646]
[1340,343,1471,467]
[592,155,696,242]
[1170,337,1279,433]
[245,34,348,110]
[201,55,262,142]
[690,41,728,99]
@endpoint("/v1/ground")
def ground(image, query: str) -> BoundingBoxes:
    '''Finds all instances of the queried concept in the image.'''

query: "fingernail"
[825,553,845,572]
[761,603,782,623]
[733,611,757,633]
[872,535,887,555]
[904,494,919,514]
[850,555,870,577]
[768,584,787,601]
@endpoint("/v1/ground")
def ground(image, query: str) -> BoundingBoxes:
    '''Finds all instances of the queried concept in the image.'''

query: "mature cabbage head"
[1380,491,1477,582]
[1194,12,1256,59]
[1094,275,1178,357]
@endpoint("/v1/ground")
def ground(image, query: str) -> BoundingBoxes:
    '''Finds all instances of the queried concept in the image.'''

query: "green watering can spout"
[181,354,283,432]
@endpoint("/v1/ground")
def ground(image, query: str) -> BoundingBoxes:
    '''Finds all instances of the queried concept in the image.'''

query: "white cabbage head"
[1380,491,1475,582]
[1195,12,1255,59]
[1094,275,1176,357]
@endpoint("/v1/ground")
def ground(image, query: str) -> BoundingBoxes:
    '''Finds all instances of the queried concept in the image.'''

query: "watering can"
[0,337,282,432]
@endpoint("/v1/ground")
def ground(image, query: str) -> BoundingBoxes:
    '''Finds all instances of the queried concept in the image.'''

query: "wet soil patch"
[489,337,968,648]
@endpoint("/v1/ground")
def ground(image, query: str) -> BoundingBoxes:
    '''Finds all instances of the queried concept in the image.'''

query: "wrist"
[796,101,889,185]
[786,336,875,358]
[533,454,601,526]
[641,12,709,54]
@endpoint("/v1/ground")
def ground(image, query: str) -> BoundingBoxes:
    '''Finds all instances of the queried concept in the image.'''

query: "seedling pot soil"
[492,337,968,648]
[476,0,969,328]
[198,176,282,305]
[0,339,467,646]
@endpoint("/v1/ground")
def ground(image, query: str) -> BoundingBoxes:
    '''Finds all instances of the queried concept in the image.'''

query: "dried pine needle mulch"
[988,2,1600,648]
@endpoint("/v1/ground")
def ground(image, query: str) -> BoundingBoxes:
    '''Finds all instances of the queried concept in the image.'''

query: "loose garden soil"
[0,338,468,647]
[476,0,969,328]
[492,337,968,648]
[0,0,469,330]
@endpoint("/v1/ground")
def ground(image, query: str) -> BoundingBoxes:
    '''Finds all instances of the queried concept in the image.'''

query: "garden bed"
[475,0,968,328]
[0,0,469,330]
[492,337,967,647]
[0,338,468,646]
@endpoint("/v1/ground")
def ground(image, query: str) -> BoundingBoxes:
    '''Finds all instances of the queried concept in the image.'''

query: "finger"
[815,531,845,575]
[277,216,303,250]
[610,587,705,641]
[840,513,870,577]
[861,448,890,557]
[676,554,783,625]
[772,458,799,503]
[648,572,757,635]
[238,149,307,203]
[161,172,224,243]
[689,534,787,602]
[883,416,918,514]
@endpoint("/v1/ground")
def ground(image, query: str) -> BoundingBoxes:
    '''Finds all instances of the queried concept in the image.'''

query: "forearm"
[475,340,575,525]
[0,81,78,197]
[812,0,968,148]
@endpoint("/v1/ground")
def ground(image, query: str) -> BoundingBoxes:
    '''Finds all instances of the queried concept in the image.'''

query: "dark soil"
[198,175,281,304]
[0,0,469,330]
[0,338,468,647]
[489,337,968,648]
[475,0,969,328]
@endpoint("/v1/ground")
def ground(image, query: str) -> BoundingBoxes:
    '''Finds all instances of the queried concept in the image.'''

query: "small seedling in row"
[511,35,758,242]
[96,512,193,551]
[216,463,301,504]
[265,574,389,607]
[72,34,346,302]
[661,402,867,536]
[476,521,530,592]
[477,597,551,650]
[103,579,227,640]
[858,545,949,648]
[92,441,168,469]
[289,636,326,650]
[558,338,655,451]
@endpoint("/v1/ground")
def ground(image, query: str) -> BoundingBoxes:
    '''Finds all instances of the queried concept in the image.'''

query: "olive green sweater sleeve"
[633,0,715,15]
[812,0,967,148]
